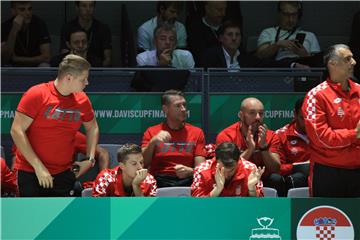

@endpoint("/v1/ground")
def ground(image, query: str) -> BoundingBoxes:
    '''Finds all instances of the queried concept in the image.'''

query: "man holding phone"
[216,98,283,193]
[136,22,194,68]
[256,1,320,61]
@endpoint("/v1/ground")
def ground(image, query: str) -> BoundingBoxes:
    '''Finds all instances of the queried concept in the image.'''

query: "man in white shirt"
[256,1,320,61]
[136,23,194,69]
[137,1,187,52]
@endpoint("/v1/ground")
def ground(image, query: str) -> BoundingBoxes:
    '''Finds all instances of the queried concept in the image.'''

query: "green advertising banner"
[0,94,202,134]
[2,198,359,239]
[1,198,291,239]
[209,93,305,134]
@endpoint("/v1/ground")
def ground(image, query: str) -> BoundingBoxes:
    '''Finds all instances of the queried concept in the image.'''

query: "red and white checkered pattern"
[315,226,335,240]
[144,174,157,196]
[94,171,116,194]
[204,144,216,159]
[305,82,328,121]
[275,124,288,134]
[191,159,212,190]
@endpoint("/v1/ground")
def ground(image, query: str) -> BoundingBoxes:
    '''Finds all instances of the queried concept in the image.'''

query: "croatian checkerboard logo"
[297,205,354,240]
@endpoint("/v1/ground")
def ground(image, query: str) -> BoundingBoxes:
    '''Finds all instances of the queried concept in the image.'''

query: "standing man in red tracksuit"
[302,44,360,197]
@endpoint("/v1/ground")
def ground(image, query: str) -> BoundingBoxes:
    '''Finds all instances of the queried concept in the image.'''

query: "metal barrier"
[1,67,325,162]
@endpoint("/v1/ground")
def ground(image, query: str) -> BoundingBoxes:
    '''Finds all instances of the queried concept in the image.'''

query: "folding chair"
[98,144,122,168]
[156,187,191,197]
[287,187,309,198]
[263,187,278,197]
[81,187,93,197]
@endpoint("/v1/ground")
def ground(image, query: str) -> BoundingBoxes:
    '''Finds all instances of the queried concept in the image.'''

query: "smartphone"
[295,33,306,46]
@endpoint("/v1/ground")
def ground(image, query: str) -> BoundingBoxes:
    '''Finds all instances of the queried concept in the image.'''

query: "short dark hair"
[278,1,303,19]
[294,98,304,115]
[161,89,184,106]
[117,144,142,163]
[75,1,96,7]
[157,1,183,14]
[153,22,177,39]
[323,44,350,66]
[11,1,31,8]
[215,142,240,168]
[66,25,87,42]
[218,20,241,36]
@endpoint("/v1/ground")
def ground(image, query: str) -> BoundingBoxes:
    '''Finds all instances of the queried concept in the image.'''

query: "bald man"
[216,97,284,195]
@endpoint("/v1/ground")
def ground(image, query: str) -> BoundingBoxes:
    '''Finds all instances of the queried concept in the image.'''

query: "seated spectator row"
[1,1,359,80]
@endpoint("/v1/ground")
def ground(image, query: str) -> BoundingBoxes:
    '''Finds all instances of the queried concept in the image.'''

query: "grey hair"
[323,44,350,65]
[153,22,177,39]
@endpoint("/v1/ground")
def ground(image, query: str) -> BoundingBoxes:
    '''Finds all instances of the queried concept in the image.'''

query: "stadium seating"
[156,187,191,197]
[287,187,310,198]
[81,188,93,197]
[263,187,278,197]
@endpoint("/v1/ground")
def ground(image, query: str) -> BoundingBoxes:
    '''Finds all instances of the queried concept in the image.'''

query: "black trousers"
[263,172,308,197]
[312,162,360,197]
[18,169,76,197]
[155,175,193,188]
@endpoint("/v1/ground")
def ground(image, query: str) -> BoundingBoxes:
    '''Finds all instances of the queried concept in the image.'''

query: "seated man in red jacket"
[275,98,310,196]
[191,142,264,197]
[92,144,157,197]
[216,97,281,194]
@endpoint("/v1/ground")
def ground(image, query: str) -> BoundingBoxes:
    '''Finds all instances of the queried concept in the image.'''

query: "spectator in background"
[216,97,283,194]
[51,26,102,67]
[187,1,227,65]
[1,158,18,197]
[302,44,360,197]
[201,21,307,69]
[275,98,310,196]
[191,142,264,197]
[349,10,360,81]
[137,1,186,52]
[1,1,51,67]
[136,23,194,68]
[92,144,157,197]
[256,1,320,62]
[142,90,206,188]
[186,1,244,51]
[10,54,99,197]
[60,1,112,67]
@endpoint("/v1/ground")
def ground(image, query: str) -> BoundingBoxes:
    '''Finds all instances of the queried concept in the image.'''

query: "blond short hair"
[57,54,90,79]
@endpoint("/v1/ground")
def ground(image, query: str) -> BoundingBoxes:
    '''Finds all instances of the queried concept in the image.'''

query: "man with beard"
[302,44,360,197]
[216,97,282,193]
[192,142,264,197]
[141,90,206,188]
[137,1,186,52]
[1,1,51,66]
[59,1,112,67]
